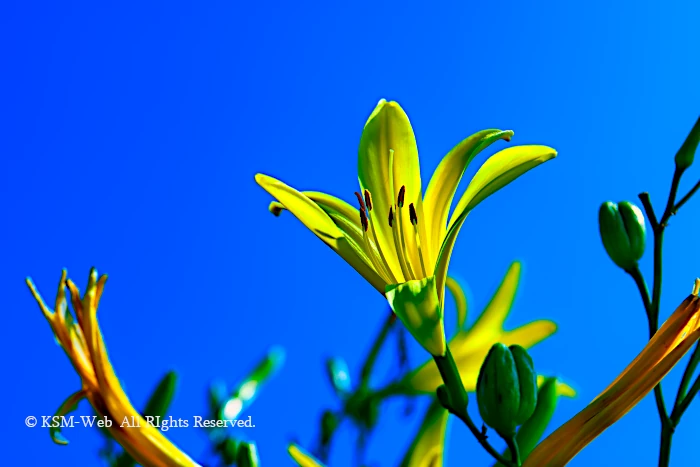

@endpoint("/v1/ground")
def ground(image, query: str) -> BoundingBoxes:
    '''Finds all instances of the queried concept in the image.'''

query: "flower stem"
[672,177,700,215]
[627,266,653,338]
[505,436,521,467]
[672,342,700,417]
[433,347,518,467]
[314,312,397,462]
[638,165,690,467]
[671,374,700,424]
[359,312,397,387]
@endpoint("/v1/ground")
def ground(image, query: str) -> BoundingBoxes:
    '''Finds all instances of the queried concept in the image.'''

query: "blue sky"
[3,0,700,465]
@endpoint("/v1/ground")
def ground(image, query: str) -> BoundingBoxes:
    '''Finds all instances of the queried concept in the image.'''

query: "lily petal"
[423,130,513,259]
[537,375,577,398]
[288,444,325,467]
[270,191,368,265]
[358,100,422,282]
[400,401,450,467]
[524,290,700,466]
[404,320,556,394]
[446,276,468,330]
[450,262,521,355]
[433,146,556,303]
[256,174,386,292]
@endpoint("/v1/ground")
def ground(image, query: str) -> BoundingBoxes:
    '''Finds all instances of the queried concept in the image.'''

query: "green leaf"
[216,437,240,465]
[142,370,178,420]
[236,441,260,467]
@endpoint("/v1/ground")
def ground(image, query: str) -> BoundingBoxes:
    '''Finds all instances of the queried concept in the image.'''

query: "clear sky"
[3,0,700,465]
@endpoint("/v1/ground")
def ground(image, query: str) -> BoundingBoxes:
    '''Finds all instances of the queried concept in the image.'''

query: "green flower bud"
[476,343,537,438]
[495,377,560,466]
[221,346,285,420]
[675,117,700,171]
[598,201,646,271]
[236,441,260,467]
[325,357,352,395]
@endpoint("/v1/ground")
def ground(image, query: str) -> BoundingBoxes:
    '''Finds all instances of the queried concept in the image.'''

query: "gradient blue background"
[3,1,700,465]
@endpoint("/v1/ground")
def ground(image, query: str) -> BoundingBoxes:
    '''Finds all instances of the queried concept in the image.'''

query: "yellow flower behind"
[287,402,450,467]
[524,281,700,466]
[257,99,556,356]
[27,269,199,467]
[404,262,575,397]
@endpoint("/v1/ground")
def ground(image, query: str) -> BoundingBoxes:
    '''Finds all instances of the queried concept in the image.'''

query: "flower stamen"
[390,203,413,280]
[396,187,417,280]
[359,208,392,282]
[363,190,397,283]
[410,203,428,278]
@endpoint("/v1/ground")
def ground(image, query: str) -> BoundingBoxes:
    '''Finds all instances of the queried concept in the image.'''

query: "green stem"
[671,177,699,215]
[638,166,687,467]
[671,375,700,425]
[433,347,517,467]
[371,381,407,400]
[673,342,700,414]
[359,313,397,387]
[627,266,653,338]
[660,169,684,226]
[659,426,673,467]
[505,436,521,467]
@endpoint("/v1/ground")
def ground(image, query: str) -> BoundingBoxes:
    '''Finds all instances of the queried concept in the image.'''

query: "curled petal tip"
[693,278,700,296]
[268,202,285,216]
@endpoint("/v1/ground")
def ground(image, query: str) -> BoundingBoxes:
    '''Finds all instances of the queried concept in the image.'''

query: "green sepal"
[49,389,86,445]
[386,276,446,357]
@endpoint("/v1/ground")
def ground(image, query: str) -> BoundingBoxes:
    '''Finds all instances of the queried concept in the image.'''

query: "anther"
[354,192,366,211]
[360,208,369,231]
[409,203,418,225]
[364,189,373,211]
[388,207,394,227]
[397,186,406,208]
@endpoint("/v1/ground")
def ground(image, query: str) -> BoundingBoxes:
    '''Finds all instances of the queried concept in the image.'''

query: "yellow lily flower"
[399,401,450,467]
[287,402,450,467]
[288,444,326,467]
[523,281,700,466]
[404,262,575,397]
[256,99,557,356]
[27,269,199,467]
